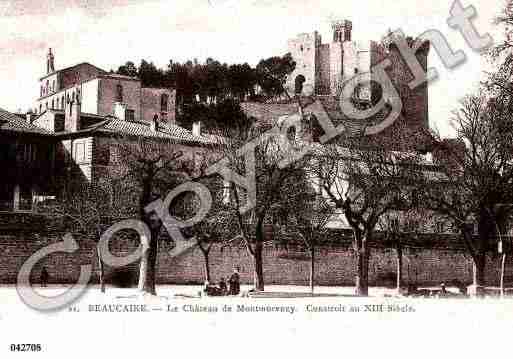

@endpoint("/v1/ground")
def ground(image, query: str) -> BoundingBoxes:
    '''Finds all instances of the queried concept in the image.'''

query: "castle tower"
[332,20,352,43]
[47,48,55,74]
[285,32,322,96]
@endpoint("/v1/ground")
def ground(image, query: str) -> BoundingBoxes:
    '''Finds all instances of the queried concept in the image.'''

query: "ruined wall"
[382,39,430,131]
[286,32,320,96]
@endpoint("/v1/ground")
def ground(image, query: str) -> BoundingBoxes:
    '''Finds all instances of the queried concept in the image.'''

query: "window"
[56,98,59,109]
[116,84,123,102]
[52,80,56,92]
[18,143,36,162]
[74,142,85,162]
[300,45,304,51]
[39,104,42,113]
[435,222,445,233]
[125,109,135,122]
[61,96,65,109]
[51,99,54,109]
[161,93,169,111]
[354,68,359,74]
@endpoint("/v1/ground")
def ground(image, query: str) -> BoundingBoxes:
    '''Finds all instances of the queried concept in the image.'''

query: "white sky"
[0,0,506,137]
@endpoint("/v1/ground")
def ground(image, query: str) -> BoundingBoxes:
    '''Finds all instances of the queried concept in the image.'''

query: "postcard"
[1,1,512,358]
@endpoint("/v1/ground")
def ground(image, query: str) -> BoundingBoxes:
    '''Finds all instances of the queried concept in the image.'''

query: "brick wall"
[1,231,511,288]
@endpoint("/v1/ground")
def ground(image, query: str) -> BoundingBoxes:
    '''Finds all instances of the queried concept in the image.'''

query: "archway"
[294,74,306,95]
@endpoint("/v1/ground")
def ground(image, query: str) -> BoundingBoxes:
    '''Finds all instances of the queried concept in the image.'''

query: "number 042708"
[10,344,42,352]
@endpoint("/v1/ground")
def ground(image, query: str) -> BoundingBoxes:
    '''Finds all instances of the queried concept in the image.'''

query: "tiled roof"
[39,62,106,81]
[90,118,216,145]
[0,108,51,135]
[100,73,139,81]
[240,102,299,128]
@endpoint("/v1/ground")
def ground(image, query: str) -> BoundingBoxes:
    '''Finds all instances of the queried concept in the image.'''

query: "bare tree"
[281,184,336,294]
[378,207,429,292]
[315,133,424,296]
[175,176,234,283]
[421,93,513,293]
[37,178,124,293]
[113,135,194,295]
[207,104,308,291]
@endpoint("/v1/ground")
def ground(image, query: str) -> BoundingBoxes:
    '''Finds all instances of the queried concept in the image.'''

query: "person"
[40,267,49,288]
[218,277,227,295]
[228,266,240,295]
[440,282,447,297]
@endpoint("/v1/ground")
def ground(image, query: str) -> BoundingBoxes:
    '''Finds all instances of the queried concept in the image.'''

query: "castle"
[285,20,430,131]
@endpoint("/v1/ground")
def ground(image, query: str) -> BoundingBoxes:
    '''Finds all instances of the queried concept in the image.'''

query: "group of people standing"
[203,266,240,296]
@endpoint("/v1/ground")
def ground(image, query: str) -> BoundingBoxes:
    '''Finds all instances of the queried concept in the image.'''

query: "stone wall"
[98,76,142,121]
[141,87,176,124]
[1,231,511,288]
[286,32,320,96]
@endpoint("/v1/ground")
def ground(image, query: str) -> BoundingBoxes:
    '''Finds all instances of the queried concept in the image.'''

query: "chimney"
[26,112,33,124]
[192,121,202,136]
[113,102,127,121]
[47,48,55,74]
[65,90,81,132]
[150,114,159,132]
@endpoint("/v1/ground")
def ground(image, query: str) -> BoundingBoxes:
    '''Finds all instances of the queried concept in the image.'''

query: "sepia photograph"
[1,0,513,357]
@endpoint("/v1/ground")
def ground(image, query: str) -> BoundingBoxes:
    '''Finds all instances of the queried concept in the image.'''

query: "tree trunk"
[138,231,158,295]
[254,240,264,291]
[96,246,105,293]
[253,220,265,291]
[202,250,211,283]
[396,244,403,291]
[472,253,486,288]
[310,246,315,295]
[500,253,506,298]
[355,238,370,296]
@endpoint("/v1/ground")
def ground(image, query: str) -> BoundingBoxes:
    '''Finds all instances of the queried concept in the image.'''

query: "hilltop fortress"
[285,20,430,130]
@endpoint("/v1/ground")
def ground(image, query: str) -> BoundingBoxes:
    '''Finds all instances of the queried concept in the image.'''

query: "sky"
[0,0,506,137]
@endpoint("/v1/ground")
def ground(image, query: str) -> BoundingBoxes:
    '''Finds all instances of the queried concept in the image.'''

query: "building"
[35,49,176,124]
[0,108,55,212]
[0,51,213,213]
[285,20,429,131]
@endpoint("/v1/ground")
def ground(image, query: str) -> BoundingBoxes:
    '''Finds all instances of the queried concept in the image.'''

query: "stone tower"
[286,31,322,96]
[332,20,352,43]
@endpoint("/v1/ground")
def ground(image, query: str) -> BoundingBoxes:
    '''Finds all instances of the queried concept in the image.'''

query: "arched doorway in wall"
[294,74,306,95]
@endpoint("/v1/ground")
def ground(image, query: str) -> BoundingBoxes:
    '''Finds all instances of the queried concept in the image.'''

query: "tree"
[421,93,513,293]
[208,105,306,291]
[138,59,165,88]
[378,207,429,292]
[228,63,257,101]
[117,61,138,78]
[37,179,124,293]
[315,134,423,296]
[174,175,234,283]
[113,135,193,295]
[282,185,336,294]
[256,53,296,100]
